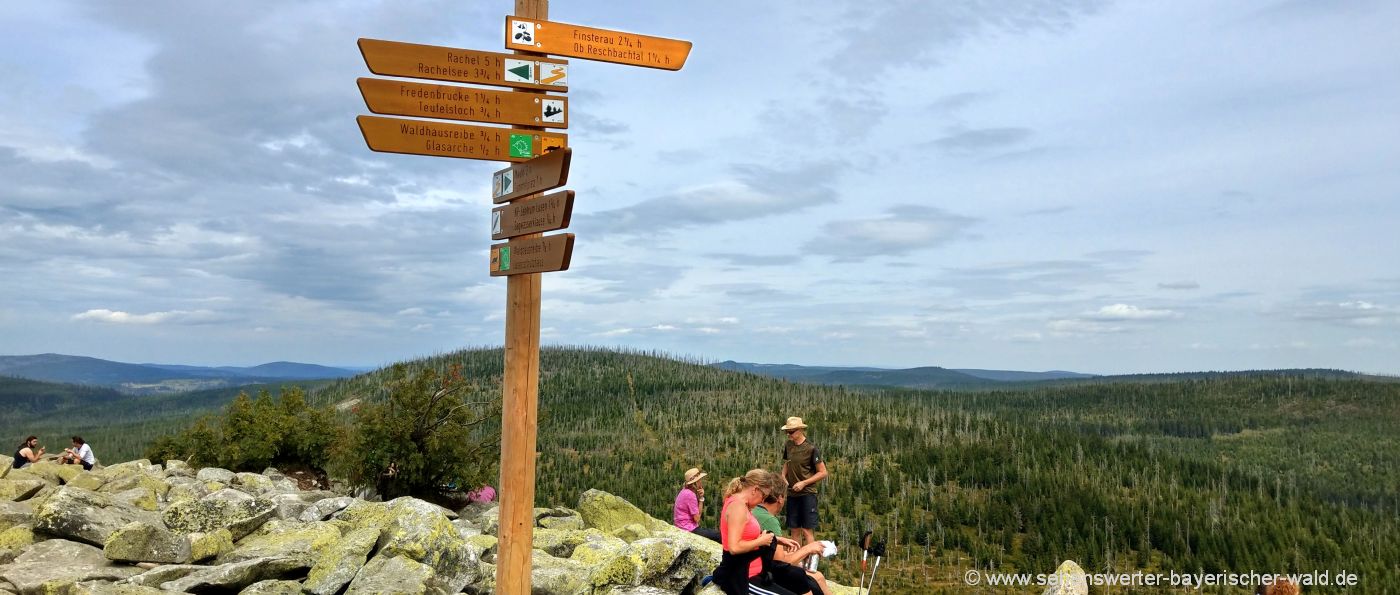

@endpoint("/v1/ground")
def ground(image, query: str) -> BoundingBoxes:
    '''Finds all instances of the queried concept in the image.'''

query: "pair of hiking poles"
[857,531,886,594]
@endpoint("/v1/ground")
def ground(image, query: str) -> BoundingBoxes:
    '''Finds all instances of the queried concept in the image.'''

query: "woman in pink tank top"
[713,469,805,595]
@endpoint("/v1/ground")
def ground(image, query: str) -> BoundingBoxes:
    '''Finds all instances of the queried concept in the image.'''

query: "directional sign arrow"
[358,78,568,128]
[492,190,574,240]
[504,17,692,71]
[358,115,566,163]
[492,149,572,203]
[491,233,575,276]
[358,38,568,92]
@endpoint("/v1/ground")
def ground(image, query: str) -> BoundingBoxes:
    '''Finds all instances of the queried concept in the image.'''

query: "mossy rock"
[99,473,169,499]
[0,479,46,502]
[4,469,42,483]
[188,528,235,562]
[166,481,209,506]
[0,501,34,532]
[234,473,276,494]
[164,459,193,477]
[238,579,305,594]
[23,462,83,485]
[68,580,169,594]
[162,489,276,540]
[344,554,437,595]
[578,489,653,534]
[195,467,236,484]
[304,526,379,595]
[624,538,684,584]
[0,524,34,550]
[103,521,192,564]
[530,552,592,595]
[611,523,650,543]
[337,498,478,593]
[34,487,162,547]
[111,487,160,512]
[66,472,108,492]
[577,541,642,589]
[531,527,577,558]
[219,520,342,565]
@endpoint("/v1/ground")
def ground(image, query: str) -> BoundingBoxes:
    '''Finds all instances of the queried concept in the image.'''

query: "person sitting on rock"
[753,486,832,595]
[12,436,43,469]
[674,467,721,542]
[467,484,496,504]
[57,435,96,471]
[712,469,807,595]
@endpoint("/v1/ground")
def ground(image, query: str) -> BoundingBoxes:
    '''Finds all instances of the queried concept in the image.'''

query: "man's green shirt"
[752,505,783,535]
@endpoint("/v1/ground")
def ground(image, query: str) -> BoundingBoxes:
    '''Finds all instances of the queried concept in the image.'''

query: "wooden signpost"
[492,190,574,240]
[490,232,575,275]
[359,78,568,128]
[493,148,571,203]
[357,115,566,162]
[359,38,569,92]
[505,16,693,70]
[353,3,688,591]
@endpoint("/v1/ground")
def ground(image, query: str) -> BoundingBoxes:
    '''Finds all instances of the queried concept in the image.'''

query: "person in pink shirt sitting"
[467,484,496,504]
[674,467,721,542]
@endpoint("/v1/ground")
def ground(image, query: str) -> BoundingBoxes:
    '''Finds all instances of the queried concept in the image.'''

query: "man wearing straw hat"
[780,416,828,548]
[674,467,721,542]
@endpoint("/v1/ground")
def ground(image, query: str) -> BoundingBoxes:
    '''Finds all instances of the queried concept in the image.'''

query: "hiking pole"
[862,533,887,594]
[859,531,871,595]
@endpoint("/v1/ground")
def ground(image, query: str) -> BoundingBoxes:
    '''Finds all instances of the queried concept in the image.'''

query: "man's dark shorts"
[785,493,819,530]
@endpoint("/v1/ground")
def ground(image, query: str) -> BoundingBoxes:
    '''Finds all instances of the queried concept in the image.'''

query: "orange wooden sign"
[504,17,691,71]
[492,190,574,240]
[357,115,566,162]
[359,78,568,128]
[492,149,571,204]
[491,233,575,276]
[358,38,569,92]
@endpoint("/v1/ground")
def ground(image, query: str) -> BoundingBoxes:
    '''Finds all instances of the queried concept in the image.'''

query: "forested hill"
[0,376,126,424]
[305,348,1400,593]
[0,377,336,459]
[0,353,357,395]
[714,359,1376,390]
[7,348,1400,592]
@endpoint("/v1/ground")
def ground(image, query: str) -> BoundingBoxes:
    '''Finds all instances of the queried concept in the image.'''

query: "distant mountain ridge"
[0,354,358,395]
[712,360,1096,389]
[712,360,1373,389]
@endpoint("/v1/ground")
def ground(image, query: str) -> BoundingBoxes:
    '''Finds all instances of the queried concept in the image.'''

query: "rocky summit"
[0,459,859,594]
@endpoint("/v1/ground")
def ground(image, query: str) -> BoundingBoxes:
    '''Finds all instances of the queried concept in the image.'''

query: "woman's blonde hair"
[723,468,782,499]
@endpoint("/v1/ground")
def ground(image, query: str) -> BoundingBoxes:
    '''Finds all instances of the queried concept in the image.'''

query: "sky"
[1,0,1398,374]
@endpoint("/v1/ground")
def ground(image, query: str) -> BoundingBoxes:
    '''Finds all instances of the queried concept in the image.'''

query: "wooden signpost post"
[353,2,688,591]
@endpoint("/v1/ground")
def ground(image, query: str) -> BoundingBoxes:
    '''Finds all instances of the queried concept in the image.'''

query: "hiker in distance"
[780,416,828,548]
[57,435,96,471]
[674,467,722,542]
[12,436,44,469]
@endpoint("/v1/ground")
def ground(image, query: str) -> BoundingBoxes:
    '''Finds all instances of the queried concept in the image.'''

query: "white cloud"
[1048,319,1126,335]
[71,308,225,325]
[1088,304,1181,321]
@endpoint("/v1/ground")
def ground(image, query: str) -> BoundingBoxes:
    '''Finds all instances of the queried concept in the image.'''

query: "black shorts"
[81,460,93,471]
[785,493,819,530]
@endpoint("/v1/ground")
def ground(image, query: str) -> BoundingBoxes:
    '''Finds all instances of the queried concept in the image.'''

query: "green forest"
[4,348,1399,593]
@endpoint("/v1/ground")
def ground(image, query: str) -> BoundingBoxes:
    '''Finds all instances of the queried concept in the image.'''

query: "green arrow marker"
[508,63,533,81]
